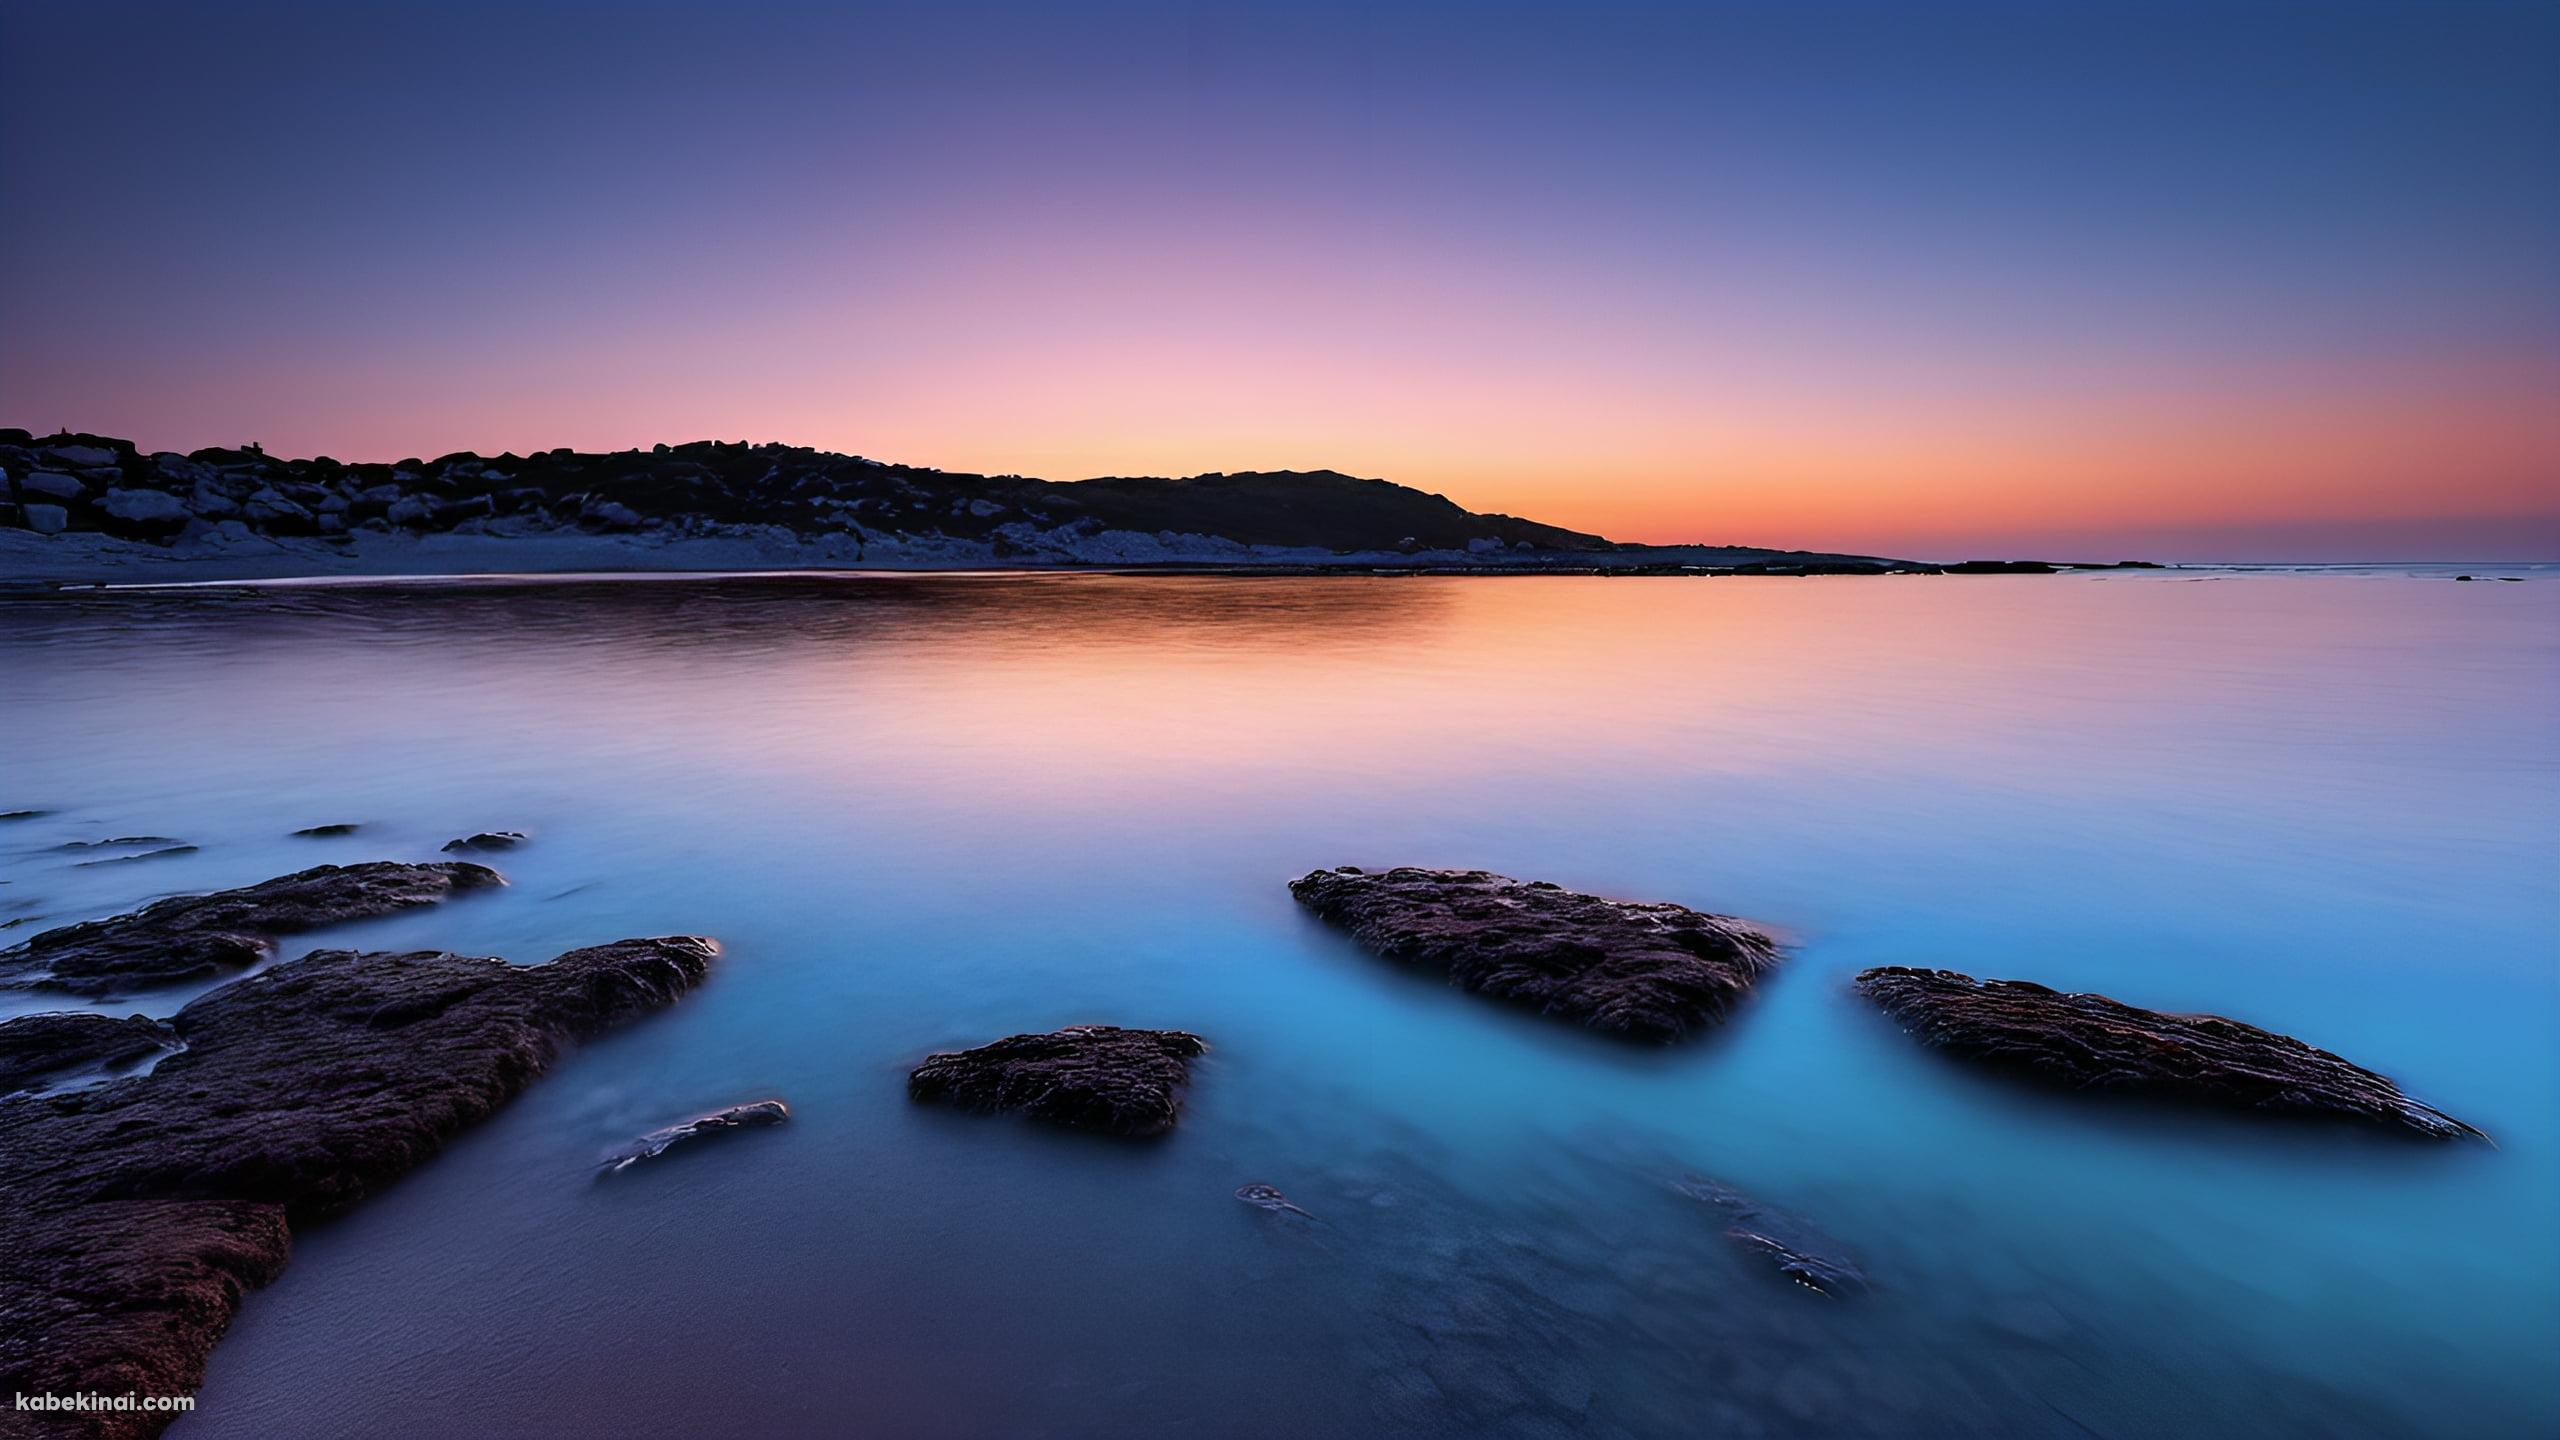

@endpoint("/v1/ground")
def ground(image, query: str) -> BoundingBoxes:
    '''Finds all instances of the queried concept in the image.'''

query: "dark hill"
[0,428,1611,559]
[1025,470,1607,551]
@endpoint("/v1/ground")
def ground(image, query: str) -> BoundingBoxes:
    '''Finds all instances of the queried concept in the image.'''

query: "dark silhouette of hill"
[1020,469,1605,551]
[0,429,1611,559]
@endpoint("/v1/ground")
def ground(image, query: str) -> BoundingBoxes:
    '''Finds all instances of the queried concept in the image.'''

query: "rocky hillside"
[0,429,1610,564]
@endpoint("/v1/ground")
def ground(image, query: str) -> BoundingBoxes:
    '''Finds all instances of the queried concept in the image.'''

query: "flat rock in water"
[1288,867,1780,1042]
[442,831,526,853]
[0,861,504,997]
[603,1099,791,1173]
[73,845,200,868]
[0,935,718,1439]
[290,823,362,838]
[908,1025,1207,1137]
[0,1012,179,1094]
[1673,1174,1869,1297]
[1854,967,2485,1140]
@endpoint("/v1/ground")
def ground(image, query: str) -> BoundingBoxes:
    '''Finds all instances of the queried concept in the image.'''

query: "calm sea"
[3,570,2553,1438]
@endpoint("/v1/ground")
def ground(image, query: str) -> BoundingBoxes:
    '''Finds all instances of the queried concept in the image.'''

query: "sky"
[2,0,2554,561]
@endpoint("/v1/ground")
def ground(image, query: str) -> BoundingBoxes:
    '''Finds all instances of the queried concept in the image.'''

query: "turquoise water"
[2,571,2553,1438]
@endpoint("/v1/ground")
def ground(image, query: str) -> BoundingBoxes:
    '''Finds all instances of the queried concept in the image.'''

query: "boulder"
[243,488,313,525]
[0,1013,179,1094]
[22,504,68,535]
[442,831,526,853]
[20,471,84,501]
[1854,967,2484,1140]
[385,494,438,527]
[101,489,190,526]
[582,499,644,530]
[601,1099,790,1173]
[0,862,506,997]
[43,444,123,469]
[1288,867,1780,1042]
[908,1026,1207,1136]
[0,936,718,1439]
[151,453,217,485]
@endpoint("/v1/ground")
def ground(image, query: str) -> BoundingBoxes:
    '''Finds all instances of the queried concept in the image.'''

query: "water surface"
[3,571,2553,1438]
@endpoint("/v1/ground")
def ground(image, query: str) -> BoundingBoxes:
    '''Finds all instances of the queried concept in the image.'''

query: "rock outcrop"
[601,1099,790,1174]
[0,862,504,997]
[1854,967,2485,1140]
[907,1026,1207,1137]
[442,831,526,853]
[0,936,719,1440]
[0,1013,179,1095]
[1288,867,1781,1042]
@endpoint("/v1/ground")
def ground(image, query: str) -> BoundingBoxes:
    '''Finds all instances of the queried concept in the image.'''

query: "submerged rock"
[0,1012,178,1094]
[908,1025,1207,1137]
[1287,867,1781,1042]
[602,1099,791,1174]
[1235,1182,1315,1218]
[290,823,362,838]
[0,861,504,997]
[442,830,527,853]
[0,935,718,1438]
[72,844,200,868]
[1673,1174,1870,1297]
[1854,967,2485,1140]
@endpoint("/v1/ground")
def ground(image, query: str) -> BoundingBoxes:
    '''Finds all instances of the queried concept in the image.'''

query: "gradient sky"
[4,0,2554,560]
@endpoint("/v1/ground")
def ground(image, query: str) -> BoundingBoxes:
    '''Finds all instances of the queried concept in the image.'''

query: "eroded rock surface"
[908,1025,1206,1136]
[0,861,503,997]
[1855,967,2484,1140]
[1673,1175,1870,1297]
[0,935,718,1439]
[602,1099,790,1174]
[0,1013,178,1094]
[1289,867,1781,1042]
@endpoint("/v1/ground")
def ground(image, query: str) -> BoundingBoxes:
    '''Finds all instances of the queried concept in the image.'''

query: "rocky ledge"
[1288,867,1781,1042]
[0,861,503,997]
[1855,967,2484,1140]
[0,1013,178,1095]
[908,1026,1208,1137]
[0,935,718,1440]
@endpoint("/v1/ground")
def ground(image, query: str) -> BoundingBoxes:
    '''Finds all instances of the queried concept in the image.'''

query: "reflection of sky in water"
[2,573,2553,1438]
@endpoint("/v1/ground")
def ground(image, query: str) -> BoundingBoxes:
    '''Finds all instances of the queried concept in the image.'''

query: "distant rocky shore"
[0,429,2154,583]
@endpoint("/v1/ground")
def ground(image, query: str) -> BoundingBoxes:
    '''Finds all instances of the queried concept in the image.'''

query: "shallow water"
[2,571,2554,1439]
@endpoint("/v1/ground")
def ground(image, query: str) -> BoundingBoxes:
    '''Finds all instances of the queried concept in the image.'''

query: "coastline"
[0,528,2178,589]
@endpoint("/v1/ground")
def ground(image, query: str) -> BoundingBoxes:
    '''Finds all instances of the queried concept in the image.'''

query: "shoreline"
[1,530,2539,593]
[0,528,2184,589]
